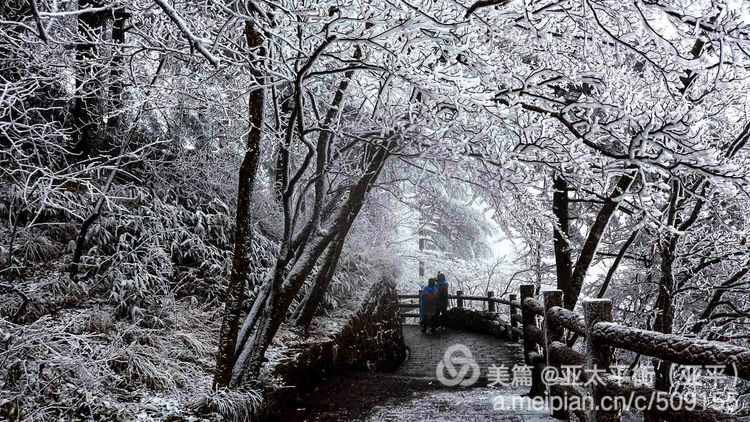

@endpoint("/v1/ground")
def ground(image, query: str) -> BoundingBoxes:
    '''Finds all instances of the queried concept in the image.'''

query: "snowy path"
[282,326,559,421]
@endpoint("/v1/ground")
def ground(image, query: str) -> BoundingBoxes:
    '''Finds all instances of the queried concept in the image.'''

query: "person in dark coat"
[420,278,439,333]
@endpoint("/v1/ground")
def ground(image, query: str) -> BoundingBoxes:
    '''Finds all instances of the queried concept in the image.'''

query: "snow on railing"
[398,284,750,421]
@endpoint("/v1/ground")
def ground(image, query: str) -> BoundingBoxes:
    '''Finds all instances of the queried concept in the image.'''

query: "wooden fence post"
[583,299,619,422]
[456,290,464,309]
[544,290,566,419]
[487,291,495,313]
[509,293,519,341]
[543,290,564,361]
[520,284,545,398]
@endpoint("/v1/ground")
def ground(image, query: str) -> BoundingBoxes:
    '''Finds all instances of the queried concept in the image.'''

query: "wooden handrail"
[456,284,750,421]
[547,341,584,366]
[397,293,519,307]
[593,322,750,380]
[546,305,586,336]
[522,296,544,316]
[399,282,750,416]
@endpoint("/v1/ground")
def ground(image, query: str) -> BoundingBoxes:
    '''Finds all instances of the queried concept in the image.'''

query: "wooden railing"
[398,290,521,340]
[398,285,750,421]
[519,285,748,421]
[397,290,515,318]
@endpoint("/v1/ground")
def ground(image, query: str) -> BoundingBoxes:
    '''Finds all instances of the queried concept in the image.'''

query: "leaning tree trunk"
[566,172,634,310]
[290,46,360,263]
[231,140,393,385]
[293,233,346,331]
[288,51,361,331]
[212,20,265,389]
[232,230,337,385]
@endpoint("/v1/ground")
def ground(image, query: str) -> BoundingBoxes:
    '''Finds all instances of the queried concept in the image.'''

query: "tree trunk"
[273,120,292,204]
[69,0,108,157]
[106,7,128,136]
[653,242,675,393]
[567,172,634,310]
[651,179,679,413]
[272,83,295,204]
[231,139,393,384]
[552,174,572,298]
[212,20,265,389]
[232,230,337,385]
[293,233,346,331]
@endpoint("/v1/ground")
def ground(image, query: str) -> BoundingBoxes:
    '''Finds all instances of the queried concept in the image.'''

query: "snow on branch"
[152,0,220,68]
[464,0,512,18]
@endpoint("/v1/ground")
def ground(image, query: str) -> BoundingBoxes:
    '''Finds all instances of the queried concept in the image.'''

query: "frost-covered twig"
[28,0,48,43]
[464,0,512,18]
[152,0,220,68]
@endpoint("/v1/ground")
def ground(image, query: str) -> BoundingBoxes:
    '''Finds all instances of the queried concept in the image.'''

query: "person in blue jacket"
[420,278,439,333]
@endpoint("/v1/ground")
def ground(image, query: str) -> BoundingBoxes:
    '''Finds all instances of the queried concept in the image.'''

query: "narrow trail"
[282,326,558,421]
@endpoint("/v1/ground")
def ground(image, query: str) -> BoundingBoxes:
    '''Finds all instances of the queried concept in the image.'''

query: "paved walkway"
[283,326,558,421]
[397,325,523,379]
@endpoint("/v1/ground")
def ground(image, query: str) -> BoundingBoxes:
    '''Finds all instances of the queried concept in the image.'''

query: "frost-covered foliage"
[4,0,750,415]
[1,0,275,413]
[0,303,242,421]
[415,181,494,261]
[191,388,263,422]
[0,145,241,308]
[319,245,401,315]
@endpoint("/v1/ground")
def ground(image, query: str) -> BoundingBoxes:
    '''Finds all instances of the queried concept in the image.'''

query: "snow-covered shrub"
[77,188,233,311]
[0,303,222,421]
[18,232,63,264]
[191,388,263,422]
[109,341,185,390]
[85,308,114,335]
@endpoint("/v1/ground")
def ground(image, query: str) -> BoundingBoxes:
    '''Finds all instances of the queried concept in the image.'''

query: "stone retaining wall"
[258,277,406,420]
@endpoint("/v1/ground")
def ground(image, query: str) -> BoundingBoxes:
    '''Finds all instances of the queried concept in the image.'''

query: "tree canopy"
[3,0,750,417]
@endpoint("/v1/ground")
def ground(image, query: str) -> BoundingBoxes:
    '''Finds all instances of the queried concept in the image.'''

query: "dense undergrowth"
[1,301,227,421]
[0,142,390,420]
